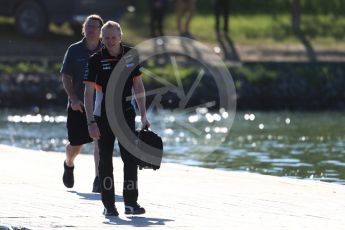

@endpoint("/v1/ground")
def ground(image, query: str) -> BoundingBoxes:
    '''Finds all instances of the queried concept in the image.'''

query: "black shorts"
[67,106,93,146]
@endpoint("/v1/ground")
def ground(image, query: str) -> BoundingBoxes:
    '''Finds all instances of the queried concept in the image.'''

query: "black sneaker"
[103,207,119,217]
[62,161,74,188]
[125,203,145,215]
[92,176,101,193]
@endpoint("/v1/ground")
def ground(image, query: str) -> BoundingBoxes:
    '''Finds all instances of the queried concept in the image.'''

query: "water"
[1,108,345,185]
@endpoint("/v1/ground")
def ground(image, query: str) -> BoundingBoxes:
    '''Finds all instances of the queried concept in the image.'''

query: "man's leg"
[157,10,165,36]
[223,0,229,32]
[63,106,93,188]
[63,143,82,188]
[65,143,82,167]
[119,108,144,214]
[176,0,184,34]
[92,141,101,193]
[119,141,146,215]
[150,9,156,37]
[119,143,138,206]
[214,0,221,32]
[93,141,99,177]
[184,0,195,35]
[97,116,116,210]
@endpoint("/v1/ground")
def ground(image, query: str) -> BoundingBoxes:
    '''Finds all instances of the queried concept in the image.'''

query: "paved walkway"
[0,144,344,229]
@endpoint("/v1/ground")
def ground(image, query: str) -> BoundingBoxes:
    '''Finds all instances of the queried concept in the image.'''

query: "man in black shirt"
[84,21,150,216]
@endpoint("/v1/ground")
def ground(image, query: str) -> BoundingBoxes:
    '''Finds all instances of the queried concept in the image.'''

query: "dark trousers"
[150,8,165,37]
[214,0,229,32]
[96,108,138,209]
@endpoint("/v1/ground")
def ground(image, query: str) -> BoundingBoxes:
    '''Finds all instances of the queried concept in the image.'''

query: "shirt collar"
[102,43,125,59]
[81,37,102,53]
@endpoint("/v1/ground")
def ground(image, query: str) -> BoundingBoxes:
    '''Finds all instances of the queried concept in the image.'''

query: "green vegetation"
[121,13,345,46]
[1,11,345,47]
[0,61,278,87]
[231,65,279,84]
[133,0,345,15]
[2,61,345,110]
[0,62,61,75]
[0,16,13,24]
[0,60,334,88]
[142,64,197,84]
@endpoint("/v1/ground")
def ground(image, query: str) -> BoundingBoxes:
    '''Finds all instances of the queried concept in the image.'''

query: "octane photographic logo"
[106,36,237,167]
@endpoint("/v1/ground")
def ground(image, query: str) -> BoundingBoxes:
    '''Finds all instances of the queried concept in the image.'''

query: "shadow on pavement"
[68,191,124,202]
[104,216,174,227]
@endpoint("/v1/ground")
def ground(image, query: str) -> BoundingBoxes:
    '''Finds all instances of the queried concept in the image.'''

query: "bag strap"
[142,124,149,131]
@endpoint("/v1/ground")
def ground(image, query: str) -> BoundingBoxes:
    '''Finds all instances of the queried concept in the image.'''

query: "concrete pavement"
[0,144,344,229]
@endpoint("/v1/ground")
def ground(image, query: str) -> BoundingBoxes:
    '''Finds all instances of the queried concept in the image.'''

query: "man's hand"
[141,115,151,130]
[88,122,101,140]
[71,99,84,113]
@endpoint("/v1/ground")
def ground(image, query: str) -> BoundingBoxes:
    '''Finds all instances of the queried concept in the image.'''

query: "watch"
[87,120,96,126]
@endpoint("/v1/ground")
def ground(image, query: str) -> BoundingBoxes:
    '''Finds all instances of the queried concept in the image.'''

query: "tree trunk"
[291,0,301,33]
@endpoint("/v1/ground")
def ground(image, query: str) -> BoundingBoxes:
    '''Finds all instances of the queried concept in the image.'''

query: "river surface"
[1,108,344,184]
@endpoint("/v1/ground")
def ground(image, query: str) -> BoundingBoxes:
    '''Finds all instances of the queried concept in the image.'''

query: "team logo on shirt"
[124,54,135,68]
[101,59,114,70]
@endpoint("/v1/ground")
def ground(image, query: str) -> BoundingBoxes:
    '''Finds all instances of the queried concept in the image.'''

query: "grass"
[143,64,197,84]
[0,62,61,74]
[1,13,345,58]
[121,13,345,47]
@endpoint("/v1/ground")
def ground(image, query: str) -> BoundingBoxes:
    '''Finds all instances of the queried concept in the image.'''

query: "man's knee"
[66,143,82,155]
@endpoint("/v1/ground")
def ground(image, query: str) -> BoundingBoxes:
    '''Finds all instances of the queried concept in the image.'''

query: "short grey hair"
[101,21,123,38]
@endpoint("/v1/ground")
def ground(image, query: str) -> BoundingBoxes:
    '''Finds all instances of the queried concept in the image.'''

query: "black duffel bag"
[135,128,163,170]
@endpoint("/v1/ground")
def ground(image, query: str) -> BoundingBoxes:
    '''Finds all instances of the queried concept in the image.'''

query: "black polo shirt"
[84,44,142,114]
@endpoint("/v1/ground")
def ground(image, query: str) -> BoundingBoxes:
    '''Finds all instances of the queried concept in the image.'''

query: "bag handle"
[142,124,149,131]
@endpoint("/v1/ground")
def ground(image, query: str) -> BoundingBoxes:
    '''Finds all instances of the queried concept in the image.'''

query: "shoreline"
[0,140,344,186]
[2,62,345,110]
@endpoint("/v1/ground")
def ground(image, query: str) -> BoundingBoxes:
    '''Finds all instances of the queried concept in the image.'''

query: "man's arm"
[133,76,151,129]
[84,82,101,140]
[84,82,95,123]
[61,73,83,113]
